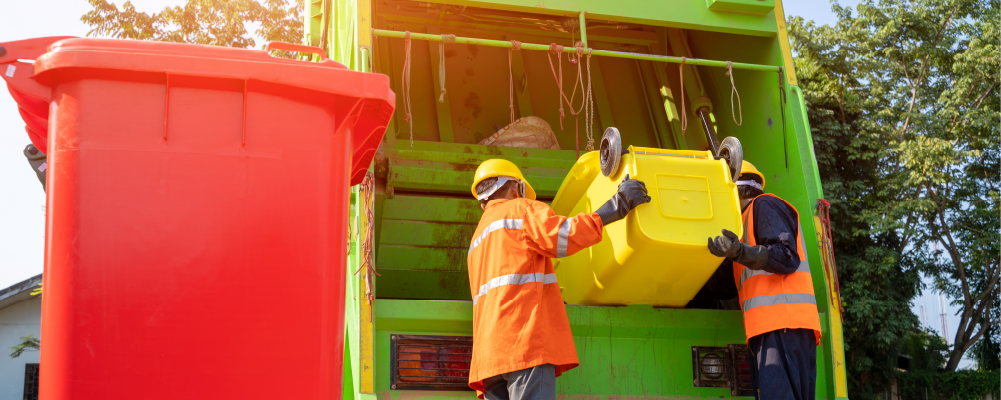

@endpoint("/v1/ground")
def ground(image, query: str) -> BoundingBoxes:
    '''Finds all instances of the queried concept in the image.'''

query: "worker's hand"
[595,174,652,226]
[707,229,742,258]
[708,229,769,270]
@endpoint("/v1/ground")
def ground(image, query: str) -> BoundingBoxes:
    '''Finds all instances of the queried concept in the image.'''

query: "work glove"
[595,174,652,226]
[707,229,769,271]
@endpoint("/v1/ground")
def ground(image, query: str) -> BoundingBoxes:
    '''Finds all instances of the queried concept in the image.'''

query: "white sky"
[0,0,972,368]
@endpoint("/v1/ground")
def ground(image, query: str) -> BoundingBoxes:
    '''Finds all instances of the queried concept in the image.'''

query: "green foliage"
[81,0,303,50]
[968,324,1000,371]
[902,329,949,372]
[897,370,1000,400]
[788,9,921,400]
[790,0,1000,394]
[9,334,40,359]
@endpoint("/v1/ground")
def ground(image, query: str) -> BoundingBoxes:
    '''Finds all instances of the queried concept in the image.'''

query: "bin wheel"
[719,136,743,181]
[600,127,623,177]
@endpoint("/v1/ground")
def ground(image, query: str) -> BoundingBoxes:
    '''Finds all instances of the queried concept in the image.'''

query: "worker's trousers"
[749,328,816,400]
[481,364,555,400]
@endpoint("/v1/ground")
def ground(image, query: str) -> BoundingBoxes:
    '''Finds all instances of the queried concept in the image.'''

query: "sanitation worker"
[466,158,650,400]
[698,160,822,400]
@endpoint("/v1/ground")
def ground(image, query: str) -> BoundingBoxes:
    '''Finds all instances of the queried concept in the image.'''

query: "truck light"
[391,335,474,391]
[700,353,725,379]
[691,345,754,396]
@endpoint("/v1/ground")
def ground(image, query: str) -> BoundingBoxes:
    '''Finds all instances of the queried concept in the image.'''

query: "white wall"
[0,296,41,400]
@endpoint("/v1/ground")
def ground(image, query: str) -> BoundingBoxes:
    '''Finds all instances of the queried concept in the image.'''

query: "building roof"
[0,274,42,312]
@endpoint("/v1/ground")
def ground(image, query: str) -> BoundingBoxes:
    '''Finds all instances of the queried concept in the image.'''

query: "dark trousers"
[482,364,555,400]
[749,328,817,400]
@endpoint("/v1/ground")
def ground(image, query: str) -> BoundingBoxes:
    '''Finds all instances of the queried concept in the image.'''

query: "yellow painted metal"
[664,28,717,150]
[357,0,372,48]
[359,273,376,394]
[357,183,376,395]
[774,0,799,86]
[551,147,742,307]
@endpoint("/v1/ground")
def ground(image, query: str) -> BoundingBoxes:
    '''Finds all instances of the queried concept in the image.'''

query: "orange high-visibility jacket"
[732,194,822,344]
[466,198,603,397]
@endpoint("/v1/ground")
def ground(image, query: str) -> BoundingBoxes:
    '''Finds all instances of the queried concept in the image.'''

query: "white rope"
[726,61,743,126]
[402,32,413,146]
[439,34,455,103]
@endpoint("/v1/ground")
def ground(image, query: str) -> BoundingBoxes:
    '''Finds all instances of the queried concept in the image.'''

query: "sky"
[0,0,972,368]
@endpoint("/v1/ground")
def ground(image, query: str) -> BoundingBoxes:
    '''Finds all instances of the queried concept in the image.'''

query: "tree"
[836,0,1001,371]
[789,12,921,398]
[793,0,1000,372]
[9,334,40,359]
[81,0,303,50]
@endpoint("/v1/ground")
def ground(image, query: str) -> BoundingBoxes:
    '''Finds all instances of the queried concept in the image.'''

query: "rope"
[402,31,413,146]
[508,40,524,125]
[817,199,845,319]
[679,56,687,135]
[547,44,566,128]
[353,172,381,321]
[726,61,743,126]
[585,49,595,151]
[438,34,456,103]
[546,42,591,157]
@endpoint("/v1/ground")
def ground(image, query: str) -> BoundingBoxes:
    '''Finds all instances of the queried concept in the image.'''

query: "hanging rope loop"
[508,44,515,125]
[402,31,414,146]
[726,61,743,126]
[438,34,455,103]
[585,49,595,151]
[547,43,566,127]
[510,40,521,50]
[679,56,687,135]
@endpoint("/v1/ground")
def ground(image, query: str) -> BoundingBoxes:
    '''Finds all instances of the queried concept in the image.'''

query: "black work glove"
[707,229,769,270]
[595,174,652,226]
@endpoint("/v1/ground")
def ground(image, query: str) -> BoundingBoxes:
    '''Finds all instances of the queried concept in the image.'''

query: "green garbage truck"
[308,0,850,398]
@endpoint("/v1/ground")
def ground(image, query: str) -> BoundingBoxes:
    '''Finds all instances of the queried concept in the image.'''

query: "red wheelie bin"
[0,37,394,400]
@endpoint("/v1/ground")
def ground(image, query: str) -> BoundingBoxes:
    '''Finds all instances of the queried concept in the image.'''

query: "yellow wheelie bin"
[552,128,743,307]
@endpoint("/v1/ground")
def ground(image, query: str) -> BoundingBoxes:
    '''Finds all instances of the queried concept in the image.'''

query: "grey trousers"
[481,364,555,400]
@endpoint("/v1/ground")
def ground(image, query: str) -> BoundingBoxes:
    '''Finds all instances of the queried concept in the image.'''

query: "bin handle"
[265,42,328,61]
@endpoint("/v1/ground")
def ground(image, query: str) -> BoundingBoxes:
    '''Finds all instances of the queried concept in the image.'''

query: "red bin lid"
[0,37,395,185]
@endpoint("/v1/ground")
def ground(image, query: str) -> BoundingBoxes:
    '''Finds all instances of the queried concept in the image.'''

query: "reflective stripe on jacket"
[732,194,822,345]
[466,198,604,397]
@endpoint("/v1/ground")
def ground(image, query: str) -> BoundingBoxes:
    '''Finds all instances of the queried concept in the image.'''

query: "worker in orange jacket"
[466,159,650,400]
[697,160,822,400]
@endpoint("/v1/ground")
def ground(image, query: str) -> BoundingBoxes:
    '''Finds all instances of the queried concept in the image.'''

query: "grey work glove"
[595,174,652,226]
[707,229,769,270]
[23,144,46,192]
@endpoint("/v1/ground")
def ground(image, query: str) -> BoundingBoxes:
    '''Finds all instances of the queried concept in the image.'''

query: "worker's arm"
[707,197,801,272]
[752,196,801,274]
[522,201,604,258]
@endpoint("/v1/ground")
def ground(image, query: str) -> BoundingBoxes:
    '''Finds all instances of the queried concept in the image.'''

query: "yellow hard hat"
[470,159,536,200]
[741,160,766,189]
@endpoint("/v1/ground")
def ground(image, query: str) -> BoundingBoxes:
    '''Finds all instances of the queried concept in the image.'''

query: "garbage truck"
[317,0,850,399]
[0,1,849,399]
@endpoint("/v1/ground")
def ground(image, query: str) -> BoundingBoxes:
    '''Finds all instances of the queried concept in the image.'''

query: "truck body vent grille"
[391,334,473,391]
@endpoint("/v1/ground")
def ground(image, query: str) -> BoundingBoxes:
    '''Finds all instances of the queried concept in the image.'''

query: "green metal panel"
[374,300,838,399]
[383,141,576,198]
[419,0,779,37]
[708,0,776,15]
